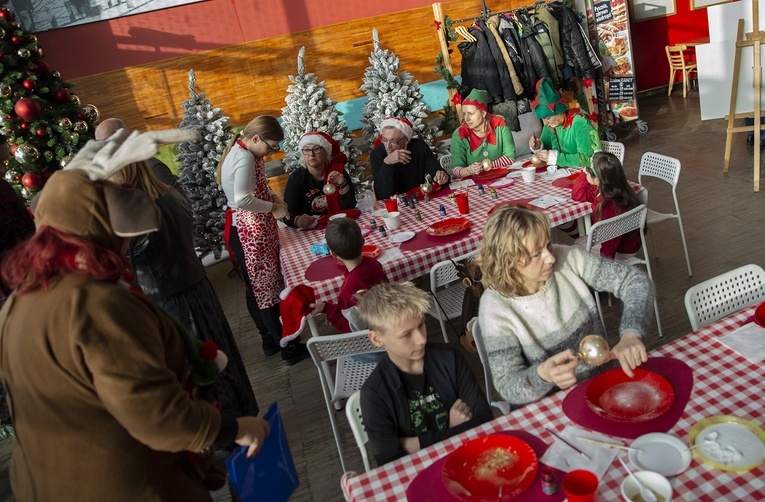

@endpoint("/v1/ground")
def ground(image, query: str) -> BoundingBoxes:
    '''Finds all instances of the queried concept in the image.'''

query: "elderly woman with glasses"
[283,131,357,228]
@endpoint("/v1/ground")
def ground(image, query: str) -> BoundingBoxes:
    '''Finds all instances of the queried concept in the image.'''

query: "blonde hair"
[215,115,284,184]
[476,206,551,297]
[357,282,431,334]
[116,160,170,201]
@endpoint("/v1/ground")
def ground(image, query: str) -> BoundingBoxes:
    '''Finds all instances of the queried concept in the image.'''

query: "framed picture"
[691,0,734,10]
[629,0,677,21]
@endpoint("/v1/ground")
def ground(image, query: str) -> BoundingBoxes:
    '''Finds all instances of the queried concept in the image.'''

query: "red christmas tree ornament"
[22,79,36,91]
[9,144,18,156]
[55,88,71,102]
[20,121,29,131]
[35,128,46,138]
[35,61,49,73]
[14,97,41,121]
[199,341,219,361]
[21,172,42,190]
[0,9,13,21]
[10,35,21,45]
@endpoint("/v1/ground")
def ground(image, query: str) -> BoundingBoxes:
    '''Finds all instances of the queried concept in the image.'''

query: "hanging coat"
[459,26,504,104]
[536,5,565,70]
[516,12,560,87]
[484,17,525,98]
[499,16,546,97]
[549,3,599,79]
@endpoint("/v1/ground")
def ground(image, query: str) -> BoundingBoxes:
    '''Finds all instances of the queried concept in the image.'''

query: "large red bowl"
[442,434,538,501]
[585,368,675,423]
[754,302,765,327]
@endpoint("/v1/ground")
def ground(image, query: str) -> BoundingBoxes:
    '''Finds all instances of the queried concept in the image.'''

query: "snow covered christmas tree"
[176,69,232,260]
[360,29,440,151]
[1,2,98,203]
[281,46,362,181]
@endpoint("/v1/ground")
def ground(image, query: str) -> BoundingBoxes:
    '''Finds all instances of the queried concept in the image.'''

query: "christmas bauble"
[28,35,37,44]
[0,9,13,21]
[31,48,42,58]
[58,117,72,129]
[11,35,21,45]
[323,183,337,195]
[15,144,39,164]
[14,98,41,121]
[577,334,610,366]
[35,61,49,73]
[73,121,88,134]
[4,169,21,183]
[20,187,30,199]
[82,104,99,122]
[22,79,36,90]
[51,70,60,79]
[35,128,46,138]
[17,48,29,59]
[9,144,17,156]
[54,88,71,102]
[481,158,492,171]
[59,155,72,168]
[70,95,81,107]
[43,150,53,162]
[21,172,41,189]
[19,121,29,131]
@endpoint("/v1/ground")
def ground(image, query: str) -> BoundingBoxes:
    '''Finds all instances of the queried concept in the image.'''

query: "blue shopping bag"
[226,402,299,501]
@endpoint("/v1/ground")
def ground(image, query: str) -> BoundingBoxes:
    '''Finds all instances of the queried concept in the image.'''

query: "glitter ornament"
[82,104,99,122]
[59,117,72,129]
[577,334,611,366]
[14,144,39,164]
[73,121,88,134]
[323,183,336,195]
[17,48,29,59]
[482,158,492,171]
[59,155,73,167]
[55,88,71,102]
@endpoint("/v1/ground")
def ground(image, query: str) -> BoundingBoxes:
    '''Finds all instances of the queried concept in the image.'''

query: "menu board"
[608,77,634,101]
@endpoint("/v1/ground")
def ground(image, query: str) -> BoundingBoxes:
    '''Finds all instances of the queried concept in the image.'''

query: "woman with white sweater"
[476,206,652,408]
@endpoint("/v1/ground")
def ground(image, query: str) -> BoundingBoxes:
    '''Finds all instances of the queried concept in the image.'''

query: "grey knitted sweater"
[478,245,654,407]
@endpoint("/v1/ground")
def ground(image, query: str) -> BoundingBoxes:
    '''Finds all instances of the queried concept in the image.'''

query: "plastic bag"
[226,402,299,501]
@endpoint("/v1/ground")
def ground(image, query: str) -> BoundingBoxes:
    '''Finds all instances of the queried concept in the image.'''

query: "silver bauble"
[51,70,60,79]
[0,29,5,39]
[481,158,492,171]
[577,334,611,366]
[59,154,72,168]
[72,120,88,134]
[59,117,72,129]
[16,48,29,59]
[0,83,11,97]
[82,104,99,122]
[323,183,337,196]
[70,95,81,107]
[14,144,38,164]
[43,150,53,162]
[29,35,37,44]
[20,187,30,198]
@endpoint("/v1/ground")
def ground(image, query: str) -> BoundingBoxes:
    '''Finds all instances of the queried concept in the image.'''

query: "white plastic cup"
[521,167,536,183]
[382,211,401,230]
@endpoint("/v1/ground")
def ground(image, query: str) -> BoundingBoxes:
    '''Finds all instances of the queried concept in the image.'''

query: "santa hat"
[531,78,568,119]
[461,88,489,113]
[379,117,414,139]
[298,131,341,158]
[279,285,316,347]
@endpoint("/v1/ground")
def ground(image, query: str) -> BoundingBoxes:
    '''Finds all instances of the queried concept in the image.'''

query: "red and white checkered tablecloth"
[279,174,591,302]
[341,307,765,501]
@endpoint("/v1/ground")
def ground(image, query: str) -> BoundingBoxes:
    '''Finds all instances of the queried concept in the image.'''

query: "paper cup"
[562,470,599,502]
[521,166,536,183]
[382,211,401,230]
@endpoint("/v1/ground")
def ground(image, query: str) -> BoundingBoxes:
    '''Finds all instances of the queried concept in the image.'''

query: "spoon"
[619,457,657,502]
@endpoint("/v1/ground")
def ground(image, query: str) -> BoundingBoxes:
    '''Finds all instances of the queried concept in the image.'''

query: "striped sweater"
[478,245,653,407]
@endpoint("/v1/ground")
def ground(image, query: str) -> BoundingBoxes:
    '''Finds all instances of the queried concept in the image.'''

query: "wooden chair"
[666,45,698,98]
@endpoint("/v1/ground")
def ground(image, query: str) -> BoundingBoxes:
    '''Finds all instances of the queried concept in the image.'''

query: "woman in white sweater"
[476,206,652,408]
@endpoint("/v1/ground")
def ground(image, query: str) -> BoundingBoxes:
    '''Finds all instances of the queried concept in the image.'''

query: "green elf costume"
[531,77,601,168]
[450,89,516,175]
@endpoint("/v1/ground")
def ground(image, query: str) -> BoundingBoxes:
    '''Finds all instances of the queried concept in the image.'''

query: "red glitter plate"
[361,244,381,259]
[471,168,509,182]
[585,368,675,423]
[426,217,471,236]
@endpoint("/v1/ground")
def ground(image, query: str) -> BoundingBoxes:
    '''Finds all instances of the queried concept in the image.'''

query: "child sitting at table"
[358,282,493,466]
[309,217,389,333]
[571,151,641,259]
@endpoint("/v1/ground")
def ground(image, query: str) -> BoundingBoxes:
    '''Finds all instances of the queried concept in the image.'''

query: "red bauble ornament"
[22,79,36,90]
[0,9,13,21]
[21,172,41,190]
[77,113,85,120]
[20,121,29,131]
[14,98,41,121]
[10,35,21,45]
[9,144,18,156]
[35,61,49,73]
[55,88,71,102]
[35,128,46,138]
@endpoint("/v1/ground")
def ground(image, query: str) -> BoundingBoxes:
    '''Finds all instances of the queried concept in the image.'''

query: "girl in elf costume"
[529,77,601,168]
[450,88,516,179]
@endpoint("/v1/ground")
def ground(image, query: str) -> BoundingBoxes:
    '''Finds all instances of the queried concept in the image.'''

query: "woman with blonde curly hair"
[476,205,653,408]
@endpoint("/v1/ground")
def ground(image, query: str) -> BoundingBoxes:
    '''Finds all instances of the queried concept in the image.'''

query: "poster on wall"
[691,0,734,10]
[7,0,205,33]
[591,0,639,124]
[629,0,677,21]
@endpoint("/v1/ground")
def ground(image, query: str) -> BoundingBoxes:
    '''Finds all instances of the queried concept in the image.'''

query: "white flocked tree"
[177,69,233,260]
[281,46,363,181]
[360,28,440,151]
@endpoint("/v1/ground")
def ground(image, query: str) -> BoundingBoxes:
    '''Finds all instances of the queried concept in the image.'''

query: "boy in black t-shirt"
[358,282,493,466]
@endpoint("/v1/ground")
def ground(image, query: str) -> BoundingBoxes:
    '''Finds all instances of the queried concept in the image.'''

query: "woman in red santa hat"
[283,131,357,228]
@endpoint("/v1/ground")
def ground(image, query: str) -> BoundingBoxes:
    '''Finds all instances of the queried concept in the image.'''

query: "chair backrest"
[430,250,477,290]
[440,153,452,171]
[306,330,380,365]
[665,45,689,70]
[586,204,647,251]
[469,318,511,415]
[638,152,681,189]
[684,264,765,331]
[345,390,372,472]
[600,140,625,164]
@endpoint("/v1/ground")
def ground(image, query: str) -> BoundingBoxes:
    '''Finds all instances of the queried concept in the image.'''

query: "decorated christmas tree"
[361,28,440,151]
[176,69,232,260]
[1,3,98,203]
[281,46,362,181]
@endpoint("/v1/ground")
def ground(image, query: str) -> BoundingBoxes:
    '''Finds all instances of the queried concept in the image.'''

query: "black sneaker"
[281,341,310,366]
[263,344,281,358]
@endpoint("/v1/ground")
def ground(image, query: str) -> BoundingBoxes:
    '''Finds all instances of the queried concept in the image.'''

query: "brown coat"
[0,274,222,501]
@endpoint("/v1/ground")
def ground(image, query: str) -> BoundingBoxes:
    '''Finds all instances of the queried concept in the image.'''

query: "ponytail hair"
[216,116,284,184]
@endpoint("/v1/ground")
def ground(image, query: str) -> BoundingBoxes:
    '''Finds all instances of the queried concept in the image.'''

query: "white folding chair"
[345,390,372,472]
[600,140,625,163]
[439,153,452,172]
[306,331,384,472]
[429,250,477,343]
[684,264,765,331]
[469,318,511,414]
[638,152,692,276]
[586,204,663,338]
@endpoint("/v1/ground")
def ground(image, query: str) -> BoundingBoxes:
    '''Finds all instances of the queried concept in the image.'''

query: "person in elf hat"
[283,131,357,228]
[529,77,601,168]
[0,130,270,501]
[369,117,450,200]
[217,116,309,366]
[450,88,516,179]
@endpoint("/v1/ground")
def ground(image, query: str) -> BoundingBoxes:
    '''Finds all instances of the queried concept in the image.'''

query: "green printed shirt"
[539,110,601,168]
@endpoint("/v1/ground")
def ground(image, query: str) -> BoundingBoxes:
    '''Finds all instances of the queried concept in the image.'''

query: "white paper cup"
[382,211,401,230]
[521,167,536,183]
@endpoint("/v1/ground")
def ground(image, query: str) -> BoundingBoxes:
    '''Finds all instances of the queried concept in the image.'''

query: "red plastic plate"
[471,168,509,182]
[585,368,675,423]
[442,434,539,501]
[361,244,381,259]
[487,200,533,216]
[406,183,443,199]
[755,302,765,327]
[317,209,361,225]
[521,160,549,173]
[426,217,471,236]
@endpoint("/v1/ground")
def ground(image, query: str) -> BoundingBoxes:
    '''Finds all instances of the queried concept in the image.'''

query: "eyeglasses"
[381,136,406,146]
[265,141,280,152]
[302,146,324,156]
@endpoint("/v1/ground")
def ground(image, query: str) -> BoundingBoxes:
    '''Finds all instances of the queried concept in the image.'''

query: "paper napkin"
[719,322,765,363]
[539,425,620,478]
[378,248,403,263]
[449,179,475,190]
[541,168,571,181]
[529,195,567,209]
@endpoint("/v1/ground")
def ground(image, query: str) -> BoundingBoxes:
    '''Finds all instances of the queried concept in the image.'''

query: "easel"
[723,0,765,192]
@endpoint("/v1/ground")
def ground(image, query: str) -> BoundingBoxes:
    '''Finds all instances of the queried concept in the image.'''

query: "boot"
[281,340,310,366]
[262,342,280,358]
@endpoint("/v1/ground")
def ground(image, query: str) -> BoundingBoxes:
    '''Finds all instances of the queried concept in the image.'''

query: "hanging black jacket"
[549,3,598,79]
[476,18,517,101]
[458,25,505,104]
[506,16,550,99]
